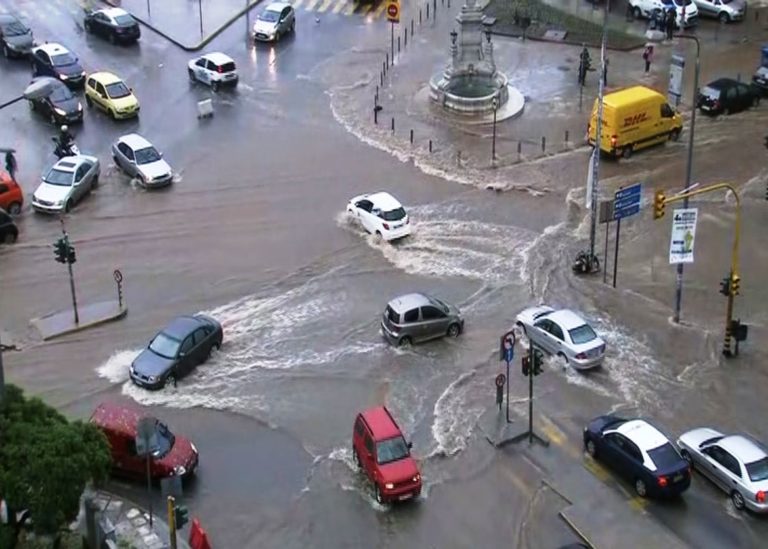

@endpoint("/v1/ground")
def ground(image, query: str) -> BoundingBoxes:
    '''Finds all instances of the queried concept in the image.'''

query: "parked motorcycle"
[572,250,600,275]
[52,136,79,159]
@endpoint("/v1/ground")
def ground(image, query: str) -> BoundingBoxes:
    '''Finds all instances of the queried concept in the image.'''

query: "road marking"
[332,0,350,14]
[373,1,387,17]
[343,0,359,15]
[539,414,581,460]
[317,0,335,12]
[628,497,649,512]
[502,466,534,498]
[582,456,611,483]
[357,2,372,15]
[305,0,323,11]
[292,0,305,8]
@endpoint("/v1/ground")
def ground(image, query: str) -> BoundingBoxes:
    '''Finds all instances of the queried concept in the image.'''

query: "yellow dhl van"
[588,86,683,158]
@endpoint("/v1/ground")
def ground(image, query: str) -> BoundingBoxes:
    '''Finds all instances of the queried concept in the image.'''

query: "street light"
[0,78,57,111]
[672,34,700,324]
[491,95,498,161]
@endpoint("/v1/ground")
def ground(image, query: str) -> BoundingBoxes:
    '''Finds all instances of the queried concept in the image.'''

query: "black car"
[698,78,760,115]
[130,314,223,390]
[0,13,33,59]
[84,7,140,44]
[583,415,691,498]
[28,77,83,125]
[30,43,85,88]
[0,208,19,245]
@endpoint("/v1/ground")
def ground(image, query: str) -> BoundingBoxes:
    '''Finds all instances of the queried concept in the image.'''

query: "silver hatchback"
[381,293,463,346]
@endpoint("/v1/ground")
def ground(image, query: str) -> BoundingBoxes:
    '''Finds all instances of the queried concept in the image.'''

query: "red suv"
[90,403,199,481]
[352,406,422,504]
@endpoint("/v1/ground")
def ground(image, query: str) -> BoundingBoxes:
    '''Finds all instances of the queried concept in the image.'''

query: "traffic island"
[32,300,127,341]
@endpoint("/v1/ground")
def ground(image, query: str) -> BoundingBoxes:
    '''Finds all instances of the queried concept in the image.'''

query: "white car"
[32,155,100,214]
[515,306,606,369]
[253,2,295,42]
[346,192,411,241]
[111,134,173,188]
[187,52,238,91]
[629,0,699,27]
[693,0,746,22]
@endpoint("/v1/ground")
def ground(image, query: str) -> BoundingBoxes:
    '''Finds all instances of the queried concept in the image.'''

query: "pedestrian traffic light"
[66,244,76,264]
[764,135,768,150]
[53,237,68,263]
[532,349,544,376]
[653,189,666,219]
[521,356,530,377]
[719,276,731,296]
[730,272,740,296]
[173,504,189,529]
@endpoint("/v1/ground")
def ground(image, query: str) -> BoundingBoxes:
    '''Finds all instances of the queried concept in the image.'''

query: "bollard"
[405,28,408,47]
[411,19,414,35]
[398,36,401,53]
[448,0,450,7]
[383,60,386,76]
[457,150,462,166]
[517,141,522,160]
[541,136,546,153]
[410,129,414,144]
[429,139,433,153]
[391,117,395,134]
[380,70,384,87]
[565,130,569,145]
[385,53,389,68]
[419,9,422,24]
[427,2,430,19]
[434,0,437,15]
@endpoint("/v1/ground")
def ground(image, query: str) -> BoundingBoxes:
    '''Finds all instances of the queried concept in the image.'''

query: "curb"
[33,306,127,341]
[490,29,647,52]
[100,0,265,51]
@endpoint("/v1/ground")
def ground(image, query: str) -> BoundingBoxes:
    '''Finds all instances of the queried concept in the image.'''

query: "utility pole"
[0,332,5,405]
[167,496,177,549]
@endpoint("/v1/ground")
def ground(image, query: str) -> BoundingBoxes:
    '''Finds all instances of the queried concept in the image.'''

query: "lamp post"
[0,78,57,111]
[672,34,700,324]
[491,95,498,161]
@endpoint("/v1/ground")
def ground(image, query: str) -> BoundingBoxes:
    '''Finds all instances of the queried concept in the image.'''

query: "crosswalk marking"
[357,2,373,15]
[287,0,385,18]
[292,0,305,8]
[317,0,335,12]
[304,0,323,10]
[344,0,359,15]
[333,0,350,14]
[373,1,388,17]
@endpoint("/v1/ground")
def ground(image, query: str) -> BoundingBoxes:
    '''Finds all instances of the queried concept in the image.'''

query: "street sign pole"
[391,22,394,65]
[609,183,642,288]
[500,330,515,424]
[613,217,621,288]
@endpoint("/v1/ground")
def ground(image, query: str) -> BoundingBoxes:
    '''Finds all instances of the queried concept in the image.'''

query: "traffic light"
[173,504,189,529]
[653,189,666,219]
[730,272,740,296]
[532,350,544,376]
[764,135,768,150]
[521,356,530,377]
[67,244,76,264]
[54,237,68,263]
[719,276,731,296]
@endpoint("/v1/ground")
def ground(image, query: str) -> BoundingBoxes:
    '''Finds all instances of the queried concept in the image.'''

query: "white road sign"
[669,208,698,264]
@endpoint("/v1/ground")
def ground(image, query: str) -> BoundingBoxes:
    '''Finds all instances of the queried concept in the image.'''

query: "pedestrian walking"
[643,45,653,73]
[666,8,676,40]
[578,45,591,85]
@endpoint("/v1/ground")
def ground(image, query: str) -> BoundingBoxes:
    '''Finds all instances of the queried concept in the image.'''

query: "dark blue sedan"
[30,43,85,88]
[130,314,223,390]
[583,415,691,498]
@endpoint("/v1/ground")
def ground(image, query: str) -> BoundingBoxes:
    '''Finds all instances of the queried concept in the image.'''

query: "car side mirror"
[179,351,186,358]
[159,152,163,158]
[407,441,413,449]
[366,451,373,459]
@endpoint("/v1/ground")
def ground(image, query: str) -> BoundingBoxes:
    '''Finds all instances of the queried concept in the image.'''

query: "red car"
[90,403,199,481]
[0,170,23,215]
[352,406,421,504]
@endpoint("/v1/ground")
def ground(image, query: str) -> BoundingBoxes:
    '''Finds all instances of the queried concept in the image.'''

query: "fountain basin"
[430,72,515,116]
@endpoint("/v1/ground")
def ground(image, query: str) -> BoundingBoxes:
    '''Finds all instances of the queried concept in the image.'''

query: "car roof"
[718,435,767,463]
[614,419,669,451]
[201,52,234,65]
[360,406,402,440]
[162,315,205,339]
[51,155,96,171]
[0,13,22,24]
[367,192,403,211]
[547,309,588,330]
[603,86,663,109]
[118,133,152,150]
[266,2,291,11]
[706,78,739,89]
[89,71,123,85]
[35,42,70,55]
[98,7,130,18]
[90,402,145,437]
[387,292,432,312]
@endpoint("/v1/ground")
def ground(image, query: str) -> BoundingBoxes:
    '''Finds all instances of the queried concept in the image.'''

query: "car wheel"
[621,146,633,159]
[31,63,37,76]
[85,94,93,107]
[212,81,220,92]
[374,230,383,242]
[634,478,647,498]
[669,128,681,141]
[731,490,746,510]
[3,231,17,244]
[49,112,57,125]
[92,174,99,188]
[633,6,642,19]
[7,202,22,216]
[165,373,177,389]
[398,336,412,347]
[109,32,117,45]
[718,11,730,23]
[374,484,384,504]
[352,447,360,468]
[752,96,760,108]
[557,352,568,370]
[680,449,693,468]
[291,21,295,32]
[64,199,73,213]
[447,323,461,338]
[84,21,91,33]
[585,438,597,458]
[2,44,9,58]
[110,108,117,120]
[188,68,196,82]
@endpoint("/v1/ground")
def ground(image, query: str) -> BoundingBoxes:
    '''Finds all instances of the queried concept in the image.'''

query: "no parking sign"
[499,330,516,364]
[386,0,400,23]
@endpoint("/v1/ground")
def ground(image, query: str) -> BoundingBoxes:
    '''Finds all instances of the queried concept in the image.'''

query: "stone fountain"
[429,0,524,118]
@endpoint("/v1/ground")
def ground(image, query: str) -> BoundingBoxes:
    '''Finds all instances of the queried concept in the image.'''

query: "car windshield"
[568,324,597,344]
[105,81,131,99]
[746,457,768,482]
[259,10,280,22]
[151,422,176,458]
[149,333,180,359]
[672,0,692,6]
[381,207,406,221]
[44,168,73,186]
[376,436,409,465]
[1,21,29,36]
[700,86,720,100]
[50,85,73,102]
[385,305,400,324]
[51,52,76,66]
[648,443,683,470]
[114,14,135,25]
[135,146,161,165]
[430,297,451,314]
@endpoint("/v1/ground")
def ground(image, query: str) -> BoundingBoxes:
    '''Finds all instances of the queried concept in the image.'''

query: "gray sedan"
[31,155,100,214]
[677,428,768,512]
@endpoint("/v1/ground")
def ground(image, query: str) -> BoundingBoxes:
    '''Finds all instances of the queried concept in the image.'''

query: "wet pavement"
[2,0,768,547]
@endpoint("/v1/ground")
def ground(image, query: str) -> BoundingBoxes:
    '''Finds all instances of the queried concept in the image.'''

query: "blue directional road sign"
[613,183,642,220]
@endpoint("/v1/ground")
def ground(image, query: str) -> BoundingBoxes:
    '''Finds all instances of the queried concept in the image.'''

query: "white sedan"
[112,133,173,188]
[346,191,411,241]
[32,155,99,214]
[515,306,606,369]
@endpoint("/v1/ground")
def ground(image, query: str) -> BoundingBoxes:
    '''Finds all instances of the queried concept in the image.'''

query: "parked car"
[629,0,699,27]
[677,428,768,512]
[30,43,85,88]
[381,293,463,347]
[253,2,295,42]
[584,416,691,498]
[0,170,23,215]
[112,133,173,188]
[31,155,99,214]
[84,7,140,44]
[515,306,605,370]
[698,78,761,115]
[85,71,140,120]
[0,13,33,59]
[130,314,223,390]
[346,191,411,241]
[353,406,422,504]
[0,208,18,245]
[187,52,238,91]
[90,402,199,481]
[693,0,745,22]
[27,76,83,125]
